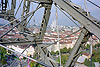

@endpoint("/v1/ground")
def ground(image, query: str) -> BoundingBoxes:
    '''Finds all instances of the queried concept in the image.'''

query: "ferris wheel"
[0,0,100,67]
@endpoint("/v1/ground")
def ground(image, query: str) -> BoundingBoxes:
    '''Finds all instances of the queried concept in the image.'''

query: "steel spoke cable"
[32,3,36,26]
[55,5,81,28]
[30,0,52,4]
[29,0,40,4]
[23,5,42,37]
[7,0,10,10]
[0,14,31,38]
[0,6,41,29]
[0,40,43,45]
[2,38,19,44]
[84,0,89,16]
[55,4,61,66]
[43,28,83,49]
[0,6,42,38]
[15,0,24,16]
[0,6,41,38]
[55,4,88,37]
[10,41,33,67]
[25,4,41,26]
[43,4,85,50]
[59,28,82,43]
[84,1,92,66]
[54,4,90,36]
[0,44,51,67]
[87,0,100,8]
[26,14,34,25]
[90,36,93,67]
[19,0,22,22]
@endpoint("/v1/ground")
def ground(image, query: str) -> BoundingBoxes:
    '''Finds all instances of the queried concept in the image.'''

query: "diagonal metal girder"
[37,3,53,40]
[53,0,100,39]
[64,28,90,67]
[32,1,59,67]
[0,44,52,67]
[36,45,58,67]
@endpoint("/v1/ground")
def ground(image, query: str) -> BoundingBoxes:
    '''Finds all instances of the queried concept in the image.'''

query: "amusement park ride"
[0,0,100,67]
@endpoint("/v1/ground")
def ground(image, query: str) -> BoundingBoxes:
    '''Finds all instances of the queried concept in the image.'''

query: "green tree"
[84,48,100,67]
[92,49,100,63]
[94,43,100,48]
[1,59,7,65]
[84,59,95,67]
[30,61,35,67]
[23,57,26,60]
[51,51,55,55]
[62,47,68,53]
[85,44,90,49]
[56,54,69,66]
[67,48,72,53]
[55,51,59,55]
[0,46,7,65]
[60,49,64,53]
[60,47,72,54]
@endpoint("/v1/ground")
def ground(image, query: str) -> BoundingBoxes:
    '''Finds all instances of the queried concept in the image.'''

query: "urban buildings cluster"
[0,20,99,56]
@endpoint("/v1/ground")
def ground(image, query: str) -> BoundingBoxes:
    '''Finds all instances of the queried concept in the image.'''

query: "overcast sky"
[0,0,100,26]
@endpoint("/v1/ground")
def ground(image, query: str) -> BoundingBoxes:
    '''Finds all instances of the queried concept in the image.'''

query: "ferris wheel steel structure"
[0,0,100,67]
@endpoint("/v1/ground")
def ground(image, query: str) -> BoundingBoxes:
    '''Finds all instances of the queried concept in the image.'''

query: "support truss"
[0,0,100,67]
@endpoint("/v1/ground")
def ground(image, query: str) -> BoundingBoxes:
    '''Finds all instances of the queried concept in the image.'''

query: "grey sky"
[28,0,100,26]
[0,0,100,26]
